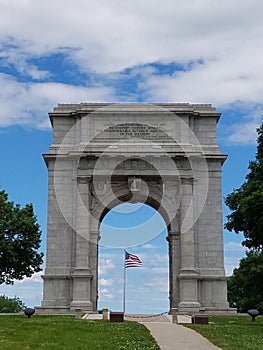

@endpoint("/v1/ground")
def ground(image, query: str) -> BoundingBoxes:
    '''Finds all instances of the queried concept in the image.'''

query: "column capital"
[168,231,180,237]
[77,175,92,184]
[90,230,100,244]
[180,177,194,185]
[167,231,180,242]
[71,268,93,278]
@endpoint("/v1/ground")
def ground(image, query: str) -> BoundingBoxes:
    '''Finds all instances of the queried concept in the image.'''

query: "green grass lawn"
[186,315,263,350]
[1,315,262,350]
[0,315,160,350]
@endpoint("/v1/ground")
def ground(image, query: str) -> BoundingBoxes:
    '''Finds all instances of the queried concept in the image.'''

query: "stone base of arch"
[176,274,234,315]
[36,273,236,315]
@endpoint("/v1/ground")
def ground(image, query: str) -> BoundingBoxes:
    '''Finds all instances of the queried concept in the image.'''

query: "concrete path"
[141,322,222,350]
[84,313,222,349]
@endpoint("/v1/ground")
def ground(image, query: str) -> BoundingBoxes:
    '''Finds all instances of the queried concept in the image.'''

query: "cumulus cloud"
[141,252,168,268]
[144,276,168,293]
[98,259,115,275]
[99,278,113,287]
[141,54,263,106]
[98,278,114,301]
[1,0,263,138]
[141,243,156,249]
[225,241,247,254]
[224,240,247,276]
[0,73,114,129]
[16,271,43,284]
[1,1,262,73]
[0,273,43,308]
[227,113,262,144]
[224,256,243,276]
[99,288,114,300]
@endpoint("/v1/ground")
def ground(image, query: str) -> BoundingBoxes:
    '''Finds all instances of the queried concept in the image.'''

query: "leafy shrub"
[0,295,26,313]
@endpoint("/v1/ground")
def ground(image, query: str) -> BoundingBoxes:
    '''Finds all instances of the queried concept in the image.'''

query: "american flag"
[125,251,142,268]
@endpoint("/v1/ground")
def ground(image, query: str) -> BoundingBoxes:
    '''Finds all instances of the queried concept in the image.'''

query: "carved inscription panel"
[105,123,168,139]
[93,120,178,140]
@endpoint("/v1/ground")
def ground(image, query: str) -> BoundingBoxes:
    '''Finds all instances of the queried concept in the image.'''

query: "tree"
[0,295,26,313]
[224,123,263,250]
[227,251,263,313]
[0,190,43,284]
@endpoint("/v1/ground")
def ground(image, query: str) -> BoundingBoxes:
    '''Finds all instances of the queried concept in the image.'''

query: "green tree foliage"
[0,295,26,313]
[227,251,263,313]
[225,123,263,250]
[0,190,43,284]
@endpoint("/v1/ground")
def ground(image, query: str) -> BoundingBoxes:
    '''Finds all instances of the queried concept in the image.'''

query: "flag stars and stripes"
[125,251,142,268]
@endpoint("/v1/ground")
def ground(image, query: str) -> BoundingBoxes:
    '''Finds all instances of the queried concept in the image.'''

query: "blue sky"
[0,0,262,313]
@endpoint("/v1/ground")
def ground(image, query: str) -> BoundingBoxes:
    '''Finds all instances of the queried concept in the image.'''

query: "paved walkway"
[141,322,222,350]
[84,313,222,349]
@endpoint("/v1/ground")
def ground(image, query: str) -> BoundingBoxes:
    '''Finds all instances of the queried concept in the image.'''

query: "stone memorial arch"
[39,103,234,315]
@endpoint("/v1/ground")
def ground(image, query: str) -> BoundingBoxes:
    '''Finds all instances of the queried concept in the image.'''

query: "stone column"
[89,230,100,311]
[39,158,74,314]
[178,177,200,313]
[167,230,180,311]
[70,176,93,312]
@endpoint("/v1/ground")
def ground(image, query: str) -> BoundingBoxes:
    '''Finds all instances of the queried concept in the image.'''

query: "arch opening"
[98,202,169,314]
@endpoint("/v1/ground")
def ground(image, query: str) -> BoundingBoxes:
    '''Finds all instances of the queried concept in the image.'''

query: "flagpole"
[123,249,126,315]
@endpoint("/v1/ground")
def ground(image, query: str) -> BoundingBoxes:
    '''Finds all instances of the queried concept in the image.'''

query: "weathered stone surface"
[37,103,235,315]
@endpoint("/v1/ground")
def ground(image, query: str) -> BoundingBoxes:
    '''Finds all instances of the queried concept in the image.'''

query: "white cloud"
[0,73,114,129]
[1,1,262,73]
[224,256,243,276]
[16,271,43,284]
[99,278,113,287]
[1,0,263,135]
[0,38,50,79]
[224,241,247,254]
[141,53,263,106]
[227,113,262,145]
[99,288,114,300]
[143,252,168,267]
[0,278,43,308]
[144,276,168,293]
[141,243,156,249]
[228,124,258,145]
[224,239,247,276]
[98,259,115,275]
